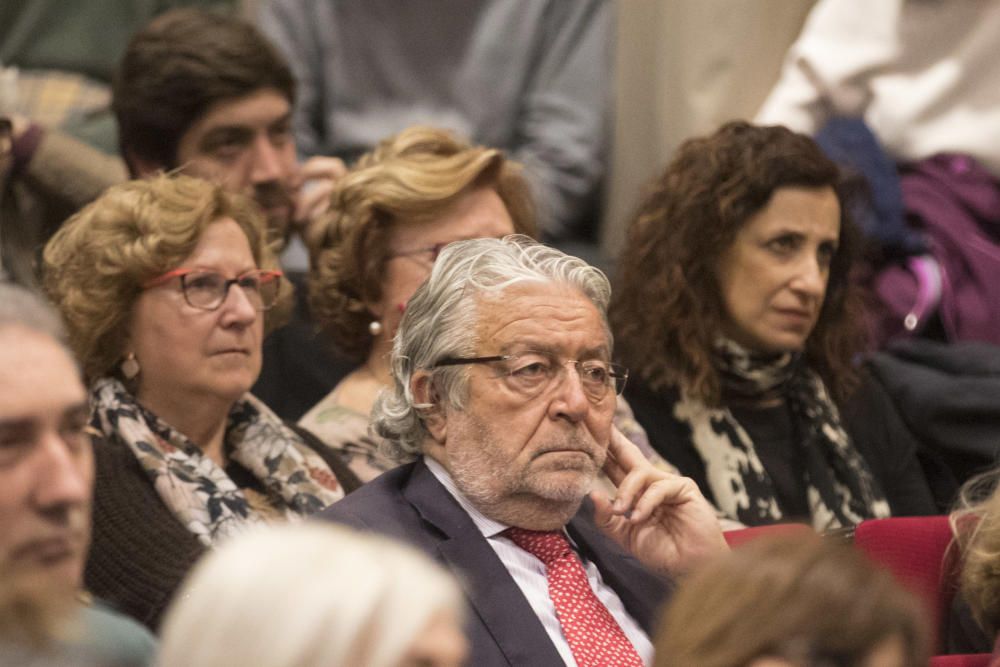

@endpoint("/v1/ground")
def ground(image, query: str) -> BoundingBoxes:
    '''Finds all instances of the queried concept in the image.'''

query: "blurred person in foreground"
[611,121,936,530]
[43,174,359,630]
[320,235,727,665]
[0,283,154,665]
[158,522,466,667]
[655,533,928,667]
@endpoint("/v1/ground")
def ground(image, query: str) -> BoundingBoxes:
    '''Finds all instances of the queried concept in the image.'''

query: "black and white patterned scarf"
[90,378,344,546]
[673,339,890,530]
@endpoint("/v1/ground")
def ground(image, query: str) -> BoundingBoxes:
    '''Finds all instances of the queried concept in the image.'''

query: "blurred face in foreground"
[397,609,468,667]
[0,327,92,601]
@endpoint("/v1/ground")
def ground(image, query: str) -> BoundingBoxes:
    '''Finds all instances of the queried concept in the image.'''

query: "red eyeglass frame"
[143,268,284,289]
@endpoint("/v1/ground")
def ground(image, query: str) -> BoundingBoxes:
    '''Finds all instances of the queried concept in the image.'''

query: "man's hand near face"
[293,155,347,253]
[592,428,729,576]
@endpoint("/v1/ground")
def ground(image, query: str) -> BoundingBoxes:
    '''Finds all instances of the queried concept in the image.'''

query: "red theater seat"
[722,522,813,548]
[853,516,959,653]
[929,654,992,667]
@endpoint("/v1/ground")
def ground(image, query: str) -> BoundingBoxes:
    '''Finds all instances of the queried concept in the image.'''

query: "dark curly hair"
[308,126,537,362]
[609,121,866,405]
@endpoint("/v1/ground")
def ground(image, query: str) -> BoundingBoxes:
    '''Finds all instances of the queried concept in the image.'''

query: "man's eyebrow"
[499,341,557,355]
[498,341,610,359]
[268,112,293,131]
[62,401,90,422]
[0,417,33,433]
[578,344,611,361]
[0,400,89,428]
[198,126,254,150]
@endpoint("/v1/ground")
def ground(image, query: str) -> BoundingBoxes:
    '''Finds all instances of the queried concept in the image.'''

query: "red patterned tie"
[506,527,645,667]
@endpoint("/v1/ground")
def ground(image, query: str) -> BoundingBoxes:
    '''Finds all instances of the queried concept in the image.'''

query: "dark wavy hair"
[113,8,295,175]
[609,121,866,405]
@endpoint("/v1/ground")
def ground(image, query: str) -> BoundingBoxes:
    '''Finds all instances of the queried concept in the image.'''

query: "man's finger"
[606,427,649,472]
[299,155,347,180]
[610,469,655,517]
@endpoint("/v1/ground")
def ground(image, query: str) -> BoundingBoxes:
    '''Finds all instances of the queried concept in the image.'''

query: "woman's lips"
[213,347,250,355]
[774,308,812,321]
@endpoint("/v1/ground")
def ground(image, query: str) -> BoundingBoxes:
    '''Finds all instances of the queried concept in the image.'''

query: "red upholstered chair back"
[929,654,992,667]
[722,522,814,548]
[853,516,959,653]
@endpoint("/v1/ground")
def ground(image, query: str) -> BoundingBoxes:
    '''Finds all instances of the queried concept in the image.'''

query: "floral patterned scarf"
[90,378,344,546]
[674,339,890,530]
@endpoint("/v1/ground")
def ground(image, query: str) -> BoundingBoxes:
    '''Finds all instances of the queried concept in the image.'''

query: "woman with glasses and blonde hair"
[301,126,535,480]
[42,174,360,630]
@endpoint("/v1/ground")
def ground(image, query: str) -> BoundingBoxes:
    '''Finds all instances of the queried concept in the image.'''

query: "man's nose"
[549,363,591,423]
[250,135,285,184]
[33,432,90,510]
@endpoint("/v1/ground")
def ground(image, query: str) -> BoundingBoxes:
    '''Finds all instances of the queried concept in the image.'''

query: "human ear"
[411,370,446,443]
[124,149,165,179]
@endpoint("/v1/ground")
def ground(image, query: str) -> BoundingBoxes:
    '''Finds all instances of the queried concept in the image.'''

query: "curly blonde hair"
[308,125,537,362]
[951,471,1000,637]
[42,173,289,383]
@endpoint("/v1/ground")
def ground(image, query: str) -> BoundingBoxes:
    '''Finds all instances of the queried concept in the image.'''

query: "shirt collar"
[424,456,510,539]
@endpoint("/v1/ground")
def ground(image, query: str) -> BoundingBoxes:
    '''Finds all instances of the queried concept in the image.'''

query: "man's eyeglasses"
[143,268,283,312]
[434,351,628,403]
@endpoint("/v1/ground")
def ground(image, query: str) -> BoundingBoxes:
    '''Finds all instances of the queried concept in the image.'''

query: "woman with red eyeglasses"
[42,174,360,631]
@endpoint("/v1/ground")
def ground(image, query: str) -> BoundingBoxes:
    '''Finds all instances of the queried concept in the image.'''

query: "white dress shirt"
[425,457,653,666]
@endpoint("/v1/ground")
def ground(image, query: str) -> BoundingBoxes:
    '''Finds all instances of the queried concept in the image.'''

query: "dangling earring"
[121,352,140,380]
[368,320,383,336]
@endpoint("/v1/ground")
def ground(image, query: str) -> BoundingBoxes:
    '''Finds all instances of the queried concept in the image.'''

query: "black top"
[624,371,938,525]
[252,271,355,421]
[85,422,359,631]
[730,402,810,520]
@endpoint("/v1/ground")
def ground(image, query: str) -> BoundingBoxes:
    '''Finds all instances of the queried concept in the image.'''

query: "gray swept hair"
[372,235,612,462]
[0,283,68,345]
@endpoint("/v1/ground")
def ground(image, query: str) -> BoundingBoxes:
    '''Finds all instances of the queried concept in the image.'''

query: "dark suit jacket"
[317,459,673,666]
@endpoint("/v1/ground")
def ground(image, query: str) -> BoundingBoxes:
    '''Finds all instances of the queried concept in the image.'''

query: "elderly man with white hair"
[319,235,727,666]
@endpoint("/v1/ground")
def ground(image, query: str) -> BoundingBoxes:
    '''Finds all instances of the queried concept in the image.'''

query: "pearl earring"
[368,320,383,336]
[121,353,140,380]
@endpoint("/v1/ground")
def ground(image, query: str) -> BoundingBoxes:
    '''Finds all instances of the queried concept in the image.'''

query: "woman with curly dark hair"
[610,121,936,529]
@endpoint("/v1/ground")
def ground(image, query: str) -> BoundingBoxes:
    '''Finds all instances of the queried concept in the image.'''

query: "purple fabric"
[872,154,1000,346]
